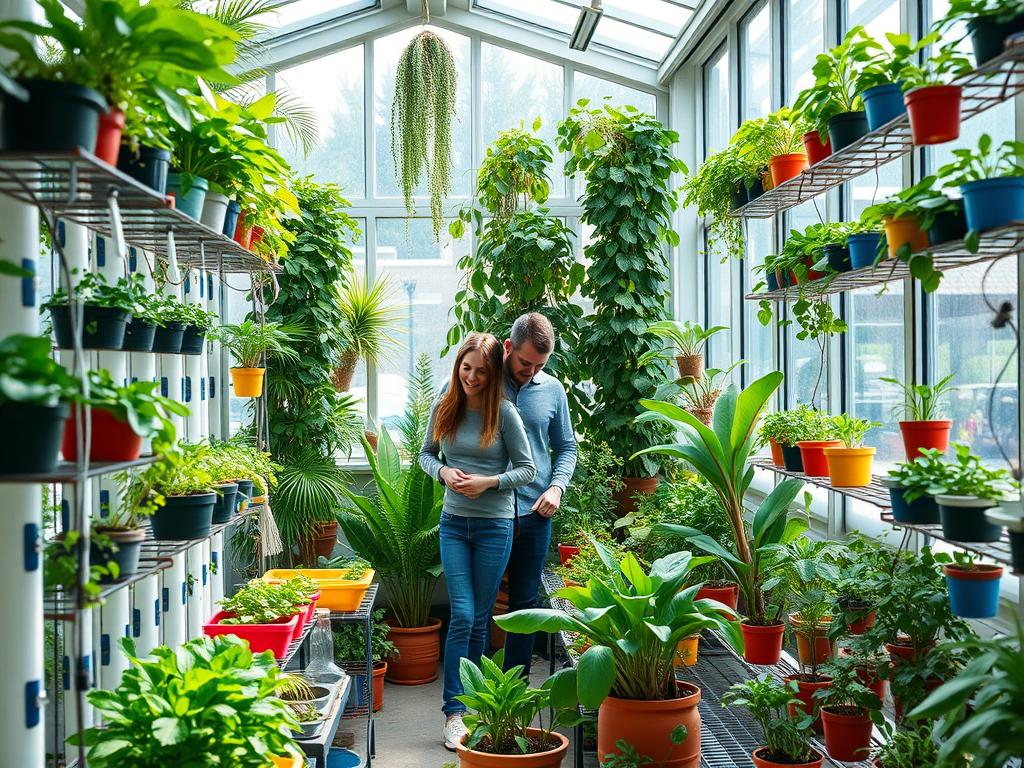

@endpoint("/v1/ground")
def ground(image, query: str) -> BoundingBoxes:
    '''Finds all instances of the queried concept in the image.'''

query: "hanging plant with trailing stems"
[391,13,458,241]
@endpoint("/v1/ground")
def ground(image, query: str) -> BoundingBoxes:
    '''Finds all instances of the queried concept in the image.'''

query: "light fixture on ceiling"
[569,0,602,51]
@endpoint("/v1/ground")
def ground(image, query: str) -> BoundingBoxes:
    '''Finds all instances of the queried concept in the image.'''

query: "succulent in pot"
[813,653,884,762]
[646,319,727,382]
[925,443,1017,543]
[214,319,299,399]
[899,47,973,146]
[881,372,956,459]
[43,271,135,350]
[937,132,1024,233]
[822,414,879,487]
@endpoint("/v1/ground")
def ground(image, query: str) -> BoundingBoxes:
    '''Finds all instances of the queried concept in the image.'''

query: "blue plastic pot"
[862,82,907,131]
[943,564,1003,619]
[167,173,209,221]
[848,233,884,270]
[960,177,1024,233]
[223,199,241,237]
[766,271,780,292]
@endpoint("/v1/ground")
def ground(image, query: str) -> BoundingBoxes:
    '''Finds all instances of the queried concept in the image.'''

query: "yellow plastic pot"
[269,754,302,768]
[263,568,376,612]
[883,214,929,258]
[230,367,265,397]
[823,446,876,487]
[674,634,699,667]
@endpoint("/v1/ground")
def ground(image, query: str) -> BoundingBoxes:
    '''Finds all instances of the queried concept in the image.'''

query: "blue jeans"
[502,512,552,676]
[440,512,514,715]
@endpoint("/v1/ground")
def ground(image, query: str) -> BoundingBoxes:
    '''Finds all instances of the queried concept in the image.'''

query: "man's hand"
[450,474,497,500]
[439,467,470,493]
[531,486,563,518]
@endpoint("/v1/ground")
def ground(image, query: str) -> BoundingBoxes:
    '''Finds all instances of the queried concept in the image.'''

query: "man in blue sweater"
[501,313,578,675]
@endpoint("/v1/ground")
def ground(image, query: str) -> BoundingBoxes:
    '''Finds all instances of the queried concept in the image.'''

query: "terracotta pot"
[364,431,379,452]
[675,353,704,381]
[838,648,887,702]
[695,582,739,610]
[904,85,962,146]
[231,367,265,397]
[372,661,386,711]
[62,407,143,462]
[333,349,358,392]
[741,622,785,665]
[796,440,842,477]
[769,439,785,467]
[898,419,952,459]
[885,641,928,665]
[310,520,337,559]
[790,614,835,669]
[94,107,125,166]
[821,708,873,762]
[457,727,569,768]
[802,131,832,166]
[769,153,809,187]
[386,617,442,684]
[784,674,832,733]
[598,681,701,768]
[752,746,824,768]
[613,475,660,518]
[847,610,876,635]
[234,211,253,249]
[882,214,929,257]
[893,677,942,722]
[557,544,580,566]
[675,635,699,668]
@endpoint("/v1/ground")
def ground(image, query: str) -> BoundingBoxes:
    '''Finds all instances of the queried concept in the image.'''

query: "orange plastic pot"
[790,614,835,668]
[270,754,303,768]
[95,107,125,166]
[752,746,823,768]
[386,617,442,685]
[695,582,739,610]
[899,419,952,459]
[762,169,775,191]
[251,225,265,247]
[769,153,809,186]
[741,622,785,665]
[821,708,873,762]
[784,675,832,733]
[597,681,701,768]
[234,211,253,249]
[824,446,876,487]
[882,214,929,257]
[796,440,842,477]
[802,131,832,166]
[457,728,569,768]
[231,367,266,397]
[769,438,785,467]
[675,635,699,668]
[904,85,963,145]
[557,543,580,566]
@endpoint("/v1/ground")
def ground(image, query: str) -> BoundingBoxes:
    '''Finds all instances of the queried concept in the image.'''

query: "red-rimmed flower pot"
[557,543,580,566]
[898,419,952,459]
[203,610,298,659]
[838,647,887,703]
[696,582,739,610]
[847,610,876,635]
[943,562,1003,619]
[741,622,785,665]
[820,707,874,762]
[62,406,143,462]
[796,440,842,477]
[785,674,832,733]
[802,131,832,166]
[904,85,962,146]
[752,746,824,768]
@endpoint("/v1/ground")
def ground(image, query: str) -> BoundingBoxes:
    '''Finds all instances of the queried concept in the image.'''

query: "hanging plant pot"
[200,190,230,233]
[211,481,240,524]
[784,675,832,734]
[167,173,209,221]
[695,581,739,610]
[122,316,156,352]
[231,367,266,398]
[882,479,941,524]
[675,354,704,380]
[117,144,171,194]
[152,321,186,354]
[936,494,1004,542]
[94,107,125,166]
[768,153,808,187]
[986,501,1024,572]
[780,444,804,472]
[847,232,884,270]
[457,727,569,768]
[597,681,702,768]
[898,419,952,459]
[861,82,907,130]
[796,440,842,477]
[675,634,700,668]
[960,176,1024,233]
[823,446,876,487]
[613,475,660,518]
[50,304,131,350]
[882,214,929,257]
[150,491,215,540]
[768,438,785,467]
[904,86,962,145]
[0,79,106,153]
[91,527,145,583]
[746,175,766,203]
[802,131,832,166]
[204,610,297,659]
[62,406,143,462]
[740,622,785,665]
[826,111,869,152]
[824,243,851,273]
[820,708,873,762]
[968,13,1024,66]
[180,325,206,355]
[386,618,442,684]
[752,746,824,768]
[557,543,580,566]
[943,562,1003,619]
[928,199,968,246]
[0,402,68,475]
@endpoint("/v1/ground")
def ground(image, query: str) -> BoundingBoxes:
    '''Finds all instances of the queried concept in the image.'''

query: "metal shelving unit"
[330,584,379,768]
[296,675,353,768]
[0,455,159,485]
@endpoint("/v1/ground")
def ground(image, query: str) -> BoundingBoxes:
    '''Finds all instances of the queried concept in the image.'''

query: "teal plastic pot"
[150,492,215,540]
[117,144,171,194]
[861,83,906,130]
[943,563,1003,619]
[937,495,1003,542]
[1,79,106,153]
[848,233,884,270]
[827,111,869,152]
[960,177,1024,233]
[928,199,968,246]
[167,173,209,221]
[223,200,241,237]
[766,271,780,291]
[968,13,1024,66]
[235,478,254,512]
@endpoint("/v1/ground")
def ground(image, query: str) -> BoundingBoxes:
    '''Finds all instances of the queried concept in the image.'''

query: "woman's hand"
[439,466,470,491]
[450,474,497,500]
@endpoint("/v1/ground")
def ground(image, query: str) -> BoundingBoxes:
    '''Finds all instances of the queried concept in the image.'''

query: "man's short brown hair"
[510,312,555,354]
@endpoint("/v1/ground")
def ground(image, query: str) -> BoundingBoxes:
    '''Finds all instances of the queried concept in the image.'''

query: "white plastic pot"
[200,190,230,232]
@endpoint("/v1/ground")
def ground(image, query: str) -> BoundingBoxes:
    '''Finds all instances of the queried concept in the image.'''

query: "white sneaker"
[443,713,469,751]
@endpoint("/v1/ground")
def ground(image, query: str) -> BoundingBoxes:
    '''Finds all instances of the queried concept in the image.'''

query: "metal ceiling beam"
[545,0,680,37]
[658,0,740,83]
[406,0,447,15]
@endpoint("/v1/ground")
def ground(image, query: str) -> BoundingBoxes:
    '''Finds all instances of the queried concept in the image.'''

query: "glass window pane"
[591,15,676,60]
[706,241,733,367]
[743,219,775,384]
[474,0,576,34]
[847,0,900,38]
[573,71,657,115]
[277,46,365,198]
[259,0,375,29]
[741,2,772,120]
[785,0,824,100]
[602,0,691,34]
[704,47,730,154]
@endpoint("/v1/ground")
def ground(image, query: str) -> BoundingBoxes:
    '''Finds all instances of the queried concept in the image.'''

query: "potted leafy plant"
[941,551,1004,619]
[938,133,1024,233]
[721,674,824,768]
[847,215,887,271]
[554,441,622,563]
[215,319,299,398]
[828,535,889,637]
[333,271,402,391]
[204,579,304,659]
[497,544,742,767]
[927,443,1017,542]
[453,652,582,767]
[763,404,836,473]
[123,441,217,540]
[901,47,972,145]
[880,372,956,459]
[68,634,301,767]
[94,471,157,582]
[336,608,395,713]
[676,364,743,427]
[783,589,836,732]
[680,142,751,256]
[937,0,1024,66]
[813,654,883,762]
[761,107,810,186]
[0,333,78,474]
[873,721,945,768]
[855,32,936,130]
[148,295,188,353]
[822,414,879,487]
[646,320,727,381]
[43,271,135,350]
[178,303,218,355]
[883,449,945,524]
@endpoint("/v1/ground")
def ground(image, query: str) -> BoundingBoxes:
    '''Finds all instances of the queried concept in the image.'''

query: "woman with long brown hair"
[419,332,535,750]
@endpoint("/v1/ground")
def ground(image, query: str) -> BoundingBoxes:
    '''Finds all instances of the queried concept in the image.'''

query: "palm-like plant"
[271,447,351,557]
[333,272,402,391]
[215,320,300,370]
[339,430,443,628]
[396,353,435,461]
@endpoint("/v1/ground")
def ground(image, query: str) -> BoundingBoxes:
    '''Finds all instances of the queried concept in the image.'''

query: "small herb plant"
[334,608,396,664]
[0,333,79,407]
[792,26,876,139]
[881,372,956,421]
[121,442,215,517]
[214,320,300,369]
[874,722,944,768]
[831,414,879,448]
[814,652,884,719]
[721,674,819,765]
[856,31,938,93]
[758,405,837,447]
[938,133,1024,185]
[887,448,951,501]
[219,577,313,625]
[42,271,136,312]
[553,441,622,548]
[899,46,973,90]
[44,532,114,606]
[924,442,1019,500]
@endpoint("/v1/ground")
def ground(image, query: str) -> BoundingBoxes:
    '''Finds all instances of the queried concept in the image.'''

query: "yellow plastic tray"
[262,568,375,612]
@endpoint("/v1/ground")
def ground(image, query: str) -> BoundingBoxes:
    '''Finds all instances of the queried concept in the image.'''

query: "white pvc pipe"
[184,267,203,441]
[160,235,185,439]
[207,270,222,439]
[186,543,206,638]
[210,531,225,608]
[98,588,130,692]
[129,248,158,454]
[201,538,213,621]
[161,553,187,647]
[131,575,161,658]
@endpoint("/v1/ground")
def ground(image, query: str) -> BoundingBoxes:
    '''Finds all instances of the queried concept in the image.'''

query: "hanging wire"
[979,257,1020,479]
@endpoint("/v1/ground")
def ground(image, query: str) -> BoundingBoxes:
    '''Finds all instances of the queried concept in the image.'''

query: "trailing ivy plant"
[558,102,686,477]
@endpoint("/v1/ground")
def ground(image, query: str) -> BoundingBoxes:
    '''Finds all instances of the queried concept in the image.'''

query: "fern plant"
[391,25,458,240]
[397,353,436,461]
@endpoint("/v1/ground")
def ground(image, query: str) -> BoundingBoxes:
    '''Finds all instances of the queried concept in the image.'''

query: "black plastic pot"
[0,402,68,474]
[122,317,156,352]
[91,528,144,583]
[117,144,172,195]
[886,483,941,525]
[824,243,852,273]
[152,322,186,354]
[1010,530,1024,573]
[746,175,766,203]
[928,199,968,246]
[730,180,747,211]
[211,482,240,524]
[1,79,106,154]
[180,325,206,355]
[781,444,804,472]
[50,304,130,350]
[827,111,870,152]
[938,496,1002,542]
[236,478,254,511]
[150,492,215,540]
[968,13,1024,66]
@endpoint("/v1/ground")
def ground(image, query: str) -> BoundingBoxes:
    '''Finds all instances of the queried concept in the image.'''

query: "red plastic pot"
[848,610,876,635]
[802,131,832,166]
[557,543,580,567]
[904,85,963,146]
[752,746,823,768]
[95,107,125,166]
[820,707,873,762]
[893,677,942,722]
[696,582,739,610]
[250,225,265,246]
[769,438,785,467]
[803,255,826,281]
[785,675,832,733]
[62,407,143,462]
[234,211,253,249]
[741,622,785,665]
[290,609,307,641]
[769,153,809,186]
[796,440,842,477]
[839,648,887,703]
[203,610,298,659]
[898,419,952,459]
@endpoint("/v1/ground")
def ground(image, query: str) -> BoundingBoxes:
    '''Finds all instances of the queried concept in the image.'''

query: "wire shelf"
[745,221,1023,301]
[0,148,280,273]
[0,455,159,485]
[278,613,316,669]
[329,584,379,624]
[730,40,1024,220]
